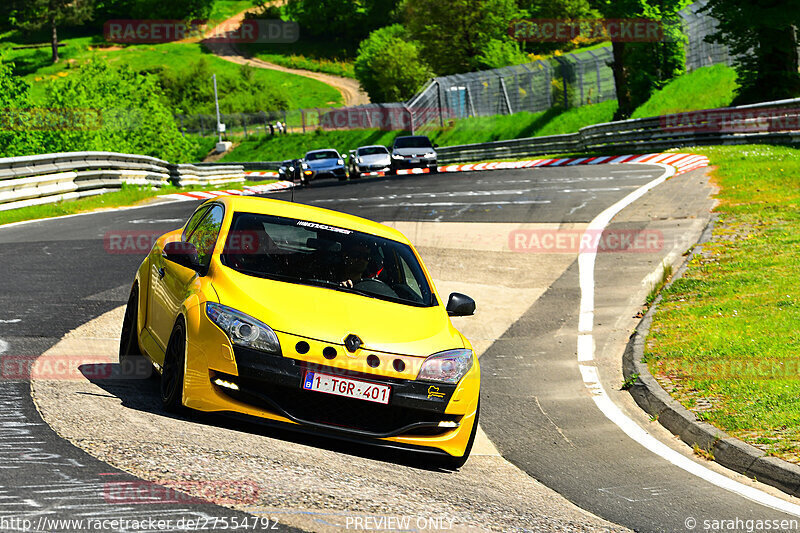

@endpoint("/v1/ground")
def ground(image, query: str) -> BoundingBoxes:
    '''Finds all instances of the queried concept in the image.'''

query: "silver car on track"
[348,145,392,179]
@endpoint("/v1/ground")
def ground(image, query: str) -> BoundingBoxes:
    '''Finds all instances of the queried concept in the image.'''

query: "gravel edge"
[621,215,800,497]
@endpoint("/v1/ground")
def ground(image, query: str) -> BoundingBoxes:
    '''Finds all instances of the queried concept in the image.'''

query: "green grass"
[645,144,800,464]
[207,0,256,24]
[1,38,343,108]
[239,37,356,79]
[0,179,275,226]
[631,64,739,119]
[221,101,618,161]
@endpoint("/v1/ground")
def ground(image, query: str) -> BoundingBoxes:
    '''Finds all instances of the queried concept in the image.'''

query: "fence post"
[436,81,444,127]
[499,76,513,115]
[242,113,248,137]
[554,57,569,108]
[404,104,414,134]
[301,109,306,133]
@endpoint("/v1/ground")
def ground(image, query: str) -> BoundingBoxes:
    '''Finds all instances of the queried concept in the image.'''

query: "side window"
[183,206,209,241]
[188,205,224,268]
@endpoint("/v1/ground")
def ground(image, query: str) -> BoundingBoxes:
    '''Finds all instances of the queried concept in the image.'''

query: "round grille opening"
[393,359,405,372]
[367,354,380,368]
[323,347,337,359]
[296,341,310,354]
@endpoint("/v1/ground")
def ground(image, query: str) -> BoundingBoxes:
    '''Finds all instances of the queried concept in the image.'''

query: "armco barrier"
[0,152,245,212]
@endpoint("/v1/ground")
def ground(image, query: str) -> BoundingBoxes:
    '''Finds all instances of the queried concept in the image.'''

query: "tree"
[9,0,93,63]
[354,25,432,102]
[591,0,689,119]
[0,60,43,157]
[702,0,800,103]
[93,0,216,23]
[401,0,522,75]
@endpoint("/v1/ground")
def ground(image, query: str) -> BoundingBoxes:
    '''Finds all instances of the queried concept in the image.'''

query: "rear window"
[222,212,437,308]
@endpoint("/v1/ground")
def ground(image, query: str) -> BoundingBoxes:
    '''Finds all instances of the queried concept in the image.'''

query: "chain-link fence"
[680,0,732,71]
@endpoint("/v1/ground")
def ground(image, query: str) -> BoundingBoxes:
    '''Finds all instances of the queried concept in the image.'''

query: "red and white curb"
[161,153,708,201]
[245,171,279,178]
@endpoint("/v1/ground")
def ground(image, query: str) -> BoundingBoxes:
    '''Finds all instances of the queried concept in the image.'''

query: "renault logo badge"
[344,334,362,353]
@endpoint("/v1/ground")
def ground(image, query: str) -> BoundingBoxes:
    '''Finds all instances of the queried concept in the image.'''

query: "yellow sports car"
[119,196,480,468]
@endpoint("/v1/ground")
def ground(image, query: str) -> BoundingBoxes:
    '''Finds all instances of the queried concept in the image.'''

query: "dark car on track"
[390,135,438,174]
[303,149,348,181]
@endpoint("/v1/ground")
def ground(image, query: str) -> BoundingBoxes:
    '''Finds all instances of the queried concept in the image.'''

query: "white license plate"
[303,371,391,404]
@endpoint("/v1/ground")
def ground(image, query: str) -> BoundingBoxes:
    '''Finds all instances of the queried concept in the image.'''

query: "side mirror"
[433,143,439,148]
[163,241,201,271]
[446,292,475,317]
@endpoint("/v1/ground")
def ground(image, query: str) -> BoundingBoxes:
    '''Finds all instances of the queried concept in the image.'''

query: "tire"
[119,286,152,379]
[436,399,480,470]
[429,165,439,174]
[161,318,187,413]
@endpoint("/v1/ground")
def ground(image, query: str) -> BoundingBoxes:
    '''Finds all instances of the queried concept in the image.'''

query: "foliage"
[702,0,800,104]
[354,25,432,103]
[39,60,194,161]
[401,0,523,75]
[0,60,41,156]
[591,0,689,119]
[93,0,216,22]
[155,58,290,115]
[475,39,529,70]
[284,0,400,45]
[7,0,93,63]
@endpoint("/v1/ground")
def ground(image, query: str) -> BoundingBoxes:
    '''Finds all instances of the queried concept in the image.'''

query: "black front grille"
[222,376,456,436]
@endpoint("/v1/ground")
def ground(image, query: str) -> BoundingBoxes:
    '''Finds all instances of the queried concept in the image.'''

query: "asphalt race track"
[1,164,799,532]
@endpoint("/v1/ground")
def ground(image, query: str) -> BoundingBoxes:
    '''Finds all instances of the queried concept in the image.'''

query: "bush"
[156,59,290,114]
[41,60,195,161]
[0,60,43,157]
[354,25,432,103]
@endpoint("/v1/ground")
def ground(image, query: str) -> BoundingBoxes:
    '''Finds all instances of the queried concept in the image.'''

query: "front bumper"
[392,157,438,170]
[307,166,347,179]
[182,313,480,457]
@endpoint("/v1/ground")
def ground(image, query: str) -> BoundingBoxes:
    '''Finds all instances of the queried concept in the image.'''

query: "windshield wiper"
[302,278,374,298]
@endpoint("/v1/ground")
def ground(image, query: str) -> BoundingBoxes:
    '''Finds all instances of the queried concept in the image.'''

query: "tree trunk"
[611,41,632,120]
[755,25,800,101]
[51,16,59,63]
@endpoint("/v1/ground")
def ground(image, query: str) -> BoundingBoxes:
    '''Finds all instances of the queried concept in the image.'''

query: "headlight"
[301,162,309,169]
[206,303,280,354]
[424,152,436,158]
[417,349,473,384]
[392,154,404,159]
[337,159,344,165]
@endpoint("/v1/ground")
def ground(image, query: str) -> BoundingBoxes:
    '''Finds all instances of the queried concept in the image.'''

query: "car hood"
[392,147,435,157]
[306,158,341,169]
[358,154,391,165]
[211,266,463,357]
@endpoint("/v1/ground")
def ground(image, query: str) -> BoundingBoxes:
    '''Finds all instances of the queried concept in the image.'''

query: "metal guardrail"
[438,98,800,163]
[0,152,245,212]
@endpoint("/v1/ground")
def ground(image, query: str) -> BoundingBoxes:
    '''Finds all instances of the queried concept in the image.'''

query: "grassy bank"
[645,144,800,463]
[632,64,738,119]
[221,101,617,161]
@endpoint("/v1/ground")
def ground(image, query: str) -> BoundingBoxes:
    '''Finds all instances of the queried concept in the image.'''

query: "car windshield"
[306,151,339,160]
[394,137,432,149]
[222,212,437,307]
[358,147,389,156]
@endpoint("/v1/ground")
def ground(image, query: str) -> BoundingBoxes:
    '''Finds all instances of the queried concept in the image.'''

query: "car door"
[148,204,224,355]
